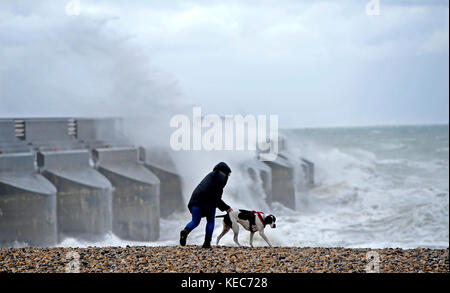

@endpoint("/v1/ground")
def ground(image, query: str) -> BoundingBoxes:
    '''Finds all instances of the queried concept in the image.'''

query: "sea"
[58,124,449,249]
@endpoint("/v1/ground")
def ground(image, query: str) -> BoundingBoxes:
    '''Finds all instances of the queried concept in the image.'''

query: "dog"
[215,209,276,247]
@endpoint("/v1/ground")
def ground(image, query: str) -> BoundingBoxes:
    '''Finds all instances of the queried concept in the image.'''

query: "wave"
[12,127,445,249]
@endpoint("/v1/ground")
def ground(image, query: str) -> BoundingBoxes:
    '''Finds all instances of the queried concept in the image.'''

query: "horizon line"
[281,122,450,130]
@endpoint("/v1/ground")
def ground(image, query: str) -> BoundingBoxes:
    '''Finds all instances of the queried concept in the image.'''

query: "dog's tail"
[216,213,233,228]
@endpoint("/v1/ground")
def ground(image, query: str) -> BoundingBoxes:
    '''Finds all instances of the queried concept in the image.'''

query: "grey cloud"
[0,0,448,127]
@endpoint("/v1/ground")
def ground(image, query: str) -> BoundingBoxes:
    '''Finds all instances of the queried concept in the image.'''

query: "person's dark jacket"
[188,162,232,212]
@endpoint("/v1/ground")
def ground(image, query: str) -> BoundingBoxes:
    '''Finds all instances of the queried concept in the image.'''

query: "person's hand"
[226,208,233,213]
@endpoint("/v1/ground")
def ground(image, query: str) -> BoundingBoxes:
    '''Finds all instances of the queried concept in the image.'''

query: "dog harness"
[252,211,265,226]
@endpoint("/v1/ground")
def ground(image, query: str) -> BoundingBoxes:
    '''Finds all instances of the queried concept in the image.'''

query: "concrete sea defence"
[0,117,314,247]
[38,150,112,242]
[93,147,160,242]
[139,147,185,218]
[0,246,447,273]
[0,153,57,247]
[262,154,296,209]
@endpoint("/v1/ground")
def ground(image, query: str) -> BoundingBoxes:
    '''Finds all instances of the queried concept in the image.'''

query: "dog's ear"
[265,215,275,224]
[268,215,276,223]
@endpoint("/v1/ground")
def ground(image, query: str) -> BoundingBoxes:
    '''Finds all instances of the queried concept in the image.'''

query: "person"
[179,162,233,248]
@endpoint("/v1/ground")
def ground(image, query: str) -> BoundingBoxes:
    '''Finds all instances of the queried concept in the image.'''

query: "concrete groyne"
[93,147,160,241]
[0,118,314,247]
[38,150,112,242]
[0,153,57,247]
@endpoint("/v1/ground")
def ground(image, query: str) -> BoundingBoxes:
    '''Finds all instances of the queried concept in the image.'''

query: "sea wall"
[0,118,314,246]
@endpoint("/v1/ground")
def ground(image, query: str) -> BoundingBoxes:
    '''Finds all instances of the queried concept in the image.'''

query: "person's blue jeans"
[185,204,216,239]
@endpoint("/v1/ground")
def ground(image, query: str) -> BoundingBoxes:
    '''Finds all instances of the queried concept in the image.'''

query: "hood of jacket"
[213,162,231,175]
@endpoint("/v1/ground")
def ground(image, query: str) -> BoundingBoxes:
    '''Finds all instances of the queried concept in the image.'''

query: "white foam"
[52,127,449,249]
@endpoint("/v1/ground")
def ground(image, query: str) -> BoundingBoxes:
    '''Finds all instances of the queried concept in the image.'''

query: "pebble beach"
[0,246,448,273]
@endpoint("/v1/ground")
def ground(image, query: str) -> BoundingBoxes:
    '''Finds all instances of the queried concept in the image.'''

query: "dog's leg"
[232,224,241,247]
[249,232,255,248]
[216,224,230,246]
[258,231,273,247]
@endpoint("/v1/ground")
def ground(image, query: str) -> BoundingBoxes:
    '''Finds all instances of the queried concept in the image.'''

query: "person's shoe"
[180,228,190,246]
[202,237,212,249]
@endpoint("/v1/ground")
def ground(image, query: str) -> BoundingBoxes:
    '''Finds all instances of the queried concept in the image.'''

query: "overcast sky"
[0,0,448,128]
